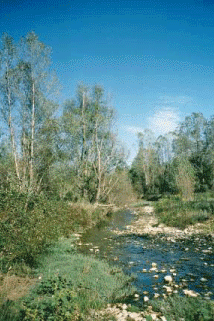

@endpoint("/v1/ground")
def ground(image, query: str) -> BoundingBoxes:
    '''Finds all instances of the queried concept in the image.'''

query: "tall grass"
[150,295,214,321]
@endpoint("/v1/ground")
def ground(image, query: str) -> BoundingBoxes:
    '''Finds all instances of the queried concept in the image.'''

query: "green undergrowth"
[0,238,135,320]
[130,200,151,208]
[154,193,214,229]
[150,295,214,321]
[0,190,109,274]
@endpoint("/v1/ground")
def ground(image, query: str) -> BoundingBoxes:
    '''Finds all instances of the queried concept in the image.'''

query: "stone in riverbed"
[200,277,208,282]
[163,285,173,293]
[144,296,149,302]
[183,289,199,297]
[154,293,160,298]
[164,275,173,283]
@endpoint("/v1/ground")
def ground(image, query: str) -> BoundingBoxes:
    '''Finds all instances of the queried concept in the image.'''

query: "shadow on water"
[78,209,214,304]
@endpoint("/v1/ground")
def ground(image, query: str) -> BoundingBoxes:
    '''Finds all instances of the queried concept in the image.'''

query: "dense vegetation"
[130,113,214,200]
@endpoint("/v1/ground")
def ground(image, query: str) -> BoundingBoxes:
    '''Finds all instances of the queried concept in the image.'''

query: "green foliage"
[155,194,214,229]
[175,156,196,201]
[0,191,107,272]
[20,275,81,321]
[151,295,214,321]
[0,300,21,321]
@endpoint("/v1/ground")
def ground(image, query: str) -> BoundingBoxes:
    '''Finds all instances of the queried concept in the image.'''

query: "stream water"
[78,209,214,304]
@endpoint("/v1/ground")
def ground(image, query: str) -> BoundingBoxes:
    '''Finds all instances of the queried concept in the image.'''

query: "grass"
[150,295,214,321]
[0,238,135,320]
[154,193,214,230]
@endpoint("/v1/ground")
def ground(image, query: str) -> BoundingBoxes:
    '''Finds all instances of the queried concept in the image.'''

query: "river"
[78,209,214,304]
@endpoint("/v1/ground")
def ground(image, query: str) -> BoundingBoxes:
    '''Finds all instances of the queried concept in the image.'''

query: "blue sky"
[1,0,214,163]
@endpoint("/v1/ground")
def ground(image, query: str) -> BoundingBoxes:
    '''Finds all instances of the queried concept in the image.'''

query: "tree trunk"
[30,82,35,188]
[6,64,21,188]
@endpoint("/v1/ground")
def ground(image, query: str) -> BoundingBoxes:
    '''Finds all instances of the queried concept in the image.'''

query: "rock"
[144,296,149,302]
[153,275,159,279]
[150,313,159,320]
[169,269,176,273]
[200,277,208,282]
[161,269,167,273]
[163,285,173,293]
[122,304,127,310]
[154,293,160,298]
[142,268,147,273]
[160,317,167,321]
[150,267,158,272]
[152,262,157,267]
[134,293,140,298]
[183,289,199,297]
[164,275,173,283]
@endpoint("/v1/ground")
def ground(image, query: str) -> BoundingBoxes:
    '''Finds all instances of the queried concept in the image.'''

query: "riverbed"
[78,208,214,304]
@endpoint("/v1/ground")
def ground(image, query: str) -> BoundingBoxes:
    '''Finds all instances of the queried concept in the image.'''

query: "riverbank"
[113,204,214,242]
[2,200,214,320]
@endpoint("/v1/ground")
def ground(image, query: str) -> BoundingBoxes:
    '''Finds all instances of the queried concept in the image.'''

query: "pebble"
[164,275,173,283]
[200,277,208,282]
[144,296,149,302]
[150,267,158,272]
[163,285,173,293]
[154,293,160,298]
[183,289,199,297]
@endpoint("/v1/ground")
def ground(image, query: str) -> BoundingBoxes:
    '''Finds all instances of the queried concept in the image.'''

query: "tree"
[17,32,59,192]
[130,130,163,196]
[0,33,21,188]
[175,156,196,201]
[0,32,59,194]
[61,84,125,203]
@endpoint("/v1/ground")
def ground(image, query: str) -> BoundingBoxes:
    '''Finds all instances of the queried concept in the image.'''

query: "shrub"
[0,191,108,273]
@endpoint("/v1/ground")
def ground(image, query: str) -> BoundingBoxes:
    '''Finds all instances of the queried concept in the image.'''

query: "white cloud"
[149,107,180,136]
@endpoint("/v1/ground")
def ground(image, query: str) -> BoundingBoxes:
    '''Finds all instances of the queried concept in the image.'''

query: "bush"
[20,275,81,321]
[0,191,108,272]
